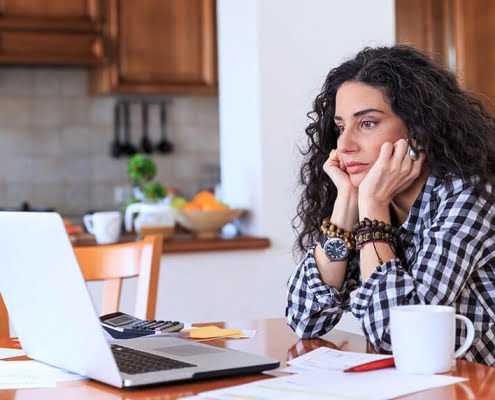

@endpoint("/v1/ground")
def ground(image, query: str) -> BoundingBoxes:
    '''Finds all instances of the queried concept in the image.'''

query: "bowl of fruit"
[171,191,245,239]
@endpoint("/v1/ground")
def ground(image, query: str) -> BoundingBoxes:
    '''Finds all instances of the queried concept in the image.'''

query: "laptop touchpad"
[154,345,223,357]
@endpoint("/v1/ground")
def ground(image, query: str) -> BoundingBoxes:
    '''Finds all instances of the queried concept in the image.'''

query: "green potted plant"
[124,154,174,237]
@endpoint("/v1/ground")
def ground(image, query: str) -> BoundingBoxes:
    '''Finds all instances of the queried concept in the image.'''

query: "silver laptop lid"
[0,212,122,387]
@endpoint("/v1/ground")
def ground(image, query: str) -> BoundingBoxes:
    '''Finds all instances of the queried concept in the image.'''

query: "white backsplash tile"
[0,126,34,155]
[60,98,90,125]
[31,157,63,183]
[5,183,33,207]
[61,156,91,183]
[0,98,33,127]
[0,69,219,213]
[33,69,61,96]
[33,97,63,127]
[89,155,128,183]
[63,183,90,214]
[1,68,33,96]
[89,183,118,211]
[32,182,63,208]
[60,125,91,155]
[90,97,115,125]
[4,156,33,183]
[30,127,62,156]
[0,182,5,204]
[60,69,87,96]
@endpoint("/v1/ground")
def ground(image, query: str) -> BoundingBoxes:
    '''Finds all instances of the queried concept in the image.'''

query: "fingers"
[323,149,339,176]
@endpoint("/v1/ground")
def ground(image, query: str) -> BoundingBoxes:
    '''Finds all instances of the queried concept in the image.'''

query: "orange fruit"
[203,202,227,211]
[193,191,216,206]
[183,202,201,210]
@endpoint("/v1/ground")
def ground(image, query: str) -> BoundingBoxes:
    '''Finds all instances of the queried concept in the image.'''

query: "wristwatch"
[319,234,349,261]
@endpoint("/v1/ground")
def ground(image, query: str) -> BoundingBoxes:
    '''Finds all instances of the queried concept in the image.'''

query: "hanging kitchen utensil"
[110,101,123,158]
[122,101,137,156]
[156,102,174,154]
[140,101,153,154]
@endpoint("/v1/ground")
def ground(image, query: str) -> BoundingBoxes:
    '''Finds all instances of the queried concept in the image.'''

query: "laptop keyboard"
[111,344,197,375]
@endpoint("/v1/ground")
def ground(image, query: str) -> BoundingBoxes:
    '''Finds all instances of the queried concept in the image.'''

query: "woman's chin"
[349,174,365,188]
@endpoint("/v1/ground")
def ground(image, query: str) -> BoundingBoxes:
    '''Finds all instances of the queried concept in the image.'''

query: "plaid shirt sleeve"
[286,245,360,338]
[352,182,495,353]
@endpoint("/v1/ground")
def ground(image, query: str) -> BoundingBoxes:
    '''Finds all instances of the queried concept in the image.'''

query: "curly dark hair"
[293,45,495,256]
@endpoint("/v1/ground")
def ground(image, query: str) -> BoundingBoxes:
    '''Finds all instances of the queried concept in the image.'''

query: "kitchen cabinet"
[90,0,217,95]
[396,0,495,111]
[0,0,104,65]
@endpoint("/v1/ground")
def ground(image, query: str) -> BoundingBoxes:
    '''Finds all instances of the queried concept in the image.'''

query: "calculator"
[100,311,184,335]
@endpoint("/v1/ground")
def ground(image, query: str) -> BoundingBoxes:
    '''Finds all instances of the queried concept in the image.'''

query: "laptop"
[0,212,279,388]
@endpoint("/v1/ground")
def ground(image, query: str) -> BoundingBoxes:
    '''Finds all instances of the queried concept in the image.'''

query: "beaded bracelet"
[353,218,401,264]
[355,227,399,250]
[353,217,401,238]
[320,217,356,251]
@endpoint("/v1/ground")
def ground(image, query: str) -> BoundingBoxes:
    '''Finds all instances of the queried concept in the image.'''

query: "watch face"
[323,237,349,261]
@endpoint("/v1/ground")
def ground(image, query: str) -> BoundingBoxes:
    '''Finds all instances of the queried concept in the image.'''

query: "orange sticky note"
[183,326,243,339]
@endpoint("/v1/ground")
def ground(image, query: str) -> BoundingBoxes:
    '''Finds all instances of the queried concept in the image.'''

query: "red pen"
[343,357,395,373]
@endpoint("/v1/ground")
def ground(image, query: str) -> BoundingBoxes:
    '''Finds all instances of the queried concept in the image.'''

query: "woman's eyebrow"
[334,108,385,120]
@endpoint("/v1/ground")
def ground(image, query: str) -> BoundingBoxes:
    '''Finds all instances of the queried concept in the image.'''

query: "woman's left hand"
[358,139,425,206]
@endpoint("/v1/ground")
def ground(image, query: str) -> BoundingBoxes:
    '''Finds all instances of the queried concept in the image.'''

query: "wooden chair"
[74,234,163,320]
[0,234,163,337]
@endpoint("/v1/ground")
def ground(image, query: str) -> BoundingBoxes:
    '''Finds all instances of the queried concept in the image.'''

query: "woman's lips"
[345,162,369,174]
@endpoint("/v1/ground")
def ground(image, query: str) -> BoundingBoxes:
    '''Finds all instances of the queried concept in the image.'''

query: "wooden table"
[1,318,494,399]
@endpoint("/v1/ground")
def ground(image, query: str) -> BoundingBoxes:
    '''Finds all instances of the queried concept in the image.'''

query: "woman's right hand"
[323,149,357,198]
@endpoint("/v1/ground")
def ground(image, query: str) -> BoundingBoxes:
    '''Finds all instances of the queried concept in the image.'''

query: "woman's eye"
[336,125,345,134]
[361,120,376,128]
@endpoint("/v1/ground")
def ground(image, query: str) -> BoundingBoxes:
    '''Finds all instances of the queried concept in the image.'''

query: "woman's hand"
[358,139,425,206]
[323,149,357,198]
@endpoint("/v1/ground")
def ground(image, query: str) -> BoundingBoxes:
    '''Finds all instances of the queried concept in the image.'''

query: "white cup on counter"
[83,211,122,245]
[390,305,475,374]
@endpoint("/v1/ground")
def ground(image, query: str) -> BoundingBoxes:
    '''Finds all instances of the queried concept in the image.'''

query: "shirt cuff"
[353,258,413,316]
[305,246,352,309]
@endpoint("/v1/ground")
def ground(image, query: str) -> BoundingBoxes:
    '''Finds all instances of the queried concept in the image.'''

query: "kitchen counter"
[72,233,271,253]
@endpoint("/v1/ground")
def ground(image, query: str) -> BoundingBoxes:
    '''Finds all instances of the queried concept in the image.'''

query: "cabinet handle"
[92,37,104,61]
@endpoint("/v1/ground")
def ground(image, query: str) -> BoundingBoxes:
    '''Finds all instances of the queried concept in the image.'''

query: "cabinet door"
[91,0,217,94]
[0,0,104,65]
[395,0,454,68]
[396,0,495,110]
[453,0,495,110]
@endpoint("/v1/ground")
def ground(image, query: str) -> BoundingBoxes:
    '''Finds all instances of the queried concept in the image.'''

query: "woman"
[286,45,495,366]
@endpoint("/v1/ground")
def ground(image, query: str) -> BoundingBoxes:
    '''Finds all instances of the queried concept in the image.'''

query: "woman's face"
[334,81,409,187]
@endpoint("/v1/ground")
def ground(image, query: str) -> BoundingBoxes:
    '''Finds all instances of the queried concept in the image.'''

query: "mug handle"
[454,315,475,358]
[83,214,94,234]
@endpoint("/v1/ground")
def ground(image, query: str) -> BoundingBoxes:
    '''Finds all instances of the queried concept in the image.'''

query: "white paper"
[287,346,391,371]
[193,370,466,400]
[0,348,25,359]
[0,360,86,389]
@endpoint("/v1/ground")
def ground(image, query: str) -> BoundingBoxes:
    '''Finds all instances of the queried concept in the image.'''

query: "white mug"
[83,211,122,245]
[390,305,475,374]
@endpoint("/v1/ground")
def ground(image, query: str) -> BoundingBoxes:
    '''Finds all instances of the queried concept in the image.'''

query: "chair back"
[74,235,163,320]
[0,234,163,337]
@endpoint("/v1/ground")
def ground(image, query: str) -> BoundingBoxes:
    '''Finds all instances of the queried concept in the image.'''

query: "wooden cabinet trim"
[0,30,103,65]
[0,0,103,32]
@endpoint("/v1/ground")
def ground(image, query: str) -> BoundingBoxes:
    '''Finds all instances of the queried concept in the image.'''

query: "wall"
[0,68,220,214]
[187,0,394,332]
[92,0,395,333]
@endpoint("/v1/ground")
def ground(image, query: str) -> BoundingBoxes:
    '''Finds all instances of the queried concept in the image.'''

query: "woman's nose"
[337,126,358,153]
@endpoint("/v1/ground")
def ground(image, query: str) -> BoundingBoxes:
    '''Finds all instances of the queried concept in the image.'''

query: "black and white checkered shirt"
[286,175,495,366]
